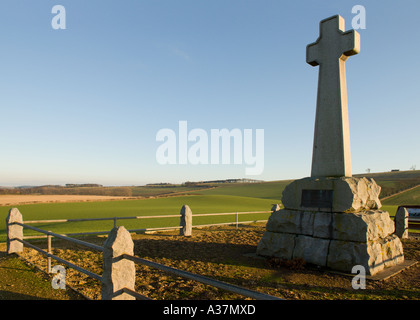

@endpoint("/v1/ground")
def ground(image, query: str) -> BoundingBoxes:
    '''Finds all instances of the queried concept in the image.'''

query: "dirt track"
[0,195,134,207]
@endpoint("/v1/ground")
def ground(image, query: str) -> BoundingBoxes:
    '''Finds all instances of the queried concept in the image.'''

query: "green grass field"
[382,185,420,206]
[195,181,290,200]
[1,174,419,242]
[0,194,277,242]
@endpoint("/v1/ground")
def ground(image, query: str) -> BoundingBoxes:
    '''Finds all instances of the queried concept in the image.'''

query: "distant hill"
[381,185,420,206]
[195,180,291,201]
[354,170,420,199]
[354,170,420,181]
[194,171,420,204]
[1,170,419,204]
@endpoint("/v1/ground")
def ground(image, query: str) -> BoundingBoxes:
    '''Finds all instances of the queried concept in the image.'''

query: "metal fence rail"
[6,206,281,300]
[17,238,103,281]
[22,212,270,226]
[408,221,420,230]
[20,209,272,239]
[123,254,282,300]
[23,214,182,229]
[13,221,103,281]
[16,222,103,251]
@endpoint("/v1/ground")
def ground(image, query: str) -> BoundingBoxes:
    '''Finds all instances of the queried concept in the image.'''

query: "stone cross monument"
[307,15,359,178]
[257,15,404,276]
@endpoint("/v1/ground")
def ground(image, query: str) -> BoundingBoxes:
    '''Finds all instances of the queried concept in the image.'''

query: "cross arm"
[340,30,360,61]
[306,41,320,66]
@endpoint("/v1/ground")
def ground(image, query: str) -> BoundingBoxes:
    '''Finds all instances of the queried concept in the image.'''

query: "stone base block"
[380,234,405,268]
[281,176,381,213]
[266,209,395,242]
[327,234,404,275]
[258,175,405,276]
[293,235,330,266]
[256,232,295,260]
[257,232,404,276]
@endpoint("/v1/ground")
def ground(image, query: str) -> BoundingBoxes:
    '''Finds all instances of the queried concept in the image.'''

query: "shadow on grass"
[0,290,50,300]
[132,236,262,268]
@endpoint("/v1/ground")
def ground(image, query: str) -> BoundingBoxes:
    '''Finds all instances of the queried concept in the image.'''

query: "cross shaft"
[306,15,360,178]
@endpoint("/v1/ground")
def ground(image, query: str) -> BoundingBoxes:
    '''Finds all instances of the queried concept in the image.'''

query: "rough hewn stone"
[266,210,302,234]
[301,212,315,236]
[313,212,333,239]
[326,234,404,275]
[281,176,381,213]
[293,235,330,266]
[256,232,295,260]
[258,207,404,275]
[266,209,395,242]
[332,210,395,242]
[101,226,136,300]
[6,208,23,254]
[380,234,404,268]
[327,239,384,275]
[179,205,192,236]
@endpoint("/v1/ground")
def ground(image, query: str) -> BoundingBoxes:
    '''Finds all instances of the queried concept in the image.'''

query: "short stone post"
[101,226,136,300]
[271,204,280,212]
[47,232,52,273]
[394,207,409,239]
[179,205,192,237]
[6,208,23,254]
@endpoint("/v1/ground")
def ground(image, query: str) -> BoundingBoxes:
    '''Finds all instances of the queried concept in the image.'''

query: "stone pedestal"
[257,177,404,276]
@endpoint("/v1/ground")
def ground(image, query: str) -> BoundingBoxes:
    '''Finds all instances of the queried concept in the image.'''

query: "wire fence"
[6,206,281,300]
[20,209,272,239]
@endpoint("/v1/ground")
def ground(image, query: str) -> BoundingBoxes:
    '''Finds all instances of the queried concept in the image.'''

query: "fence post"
[394,207,409,239]
[179,205,192,237]
[271,204,280,212]
[6,208,23,254]
[101,226,136,300]
[47,231,52,273]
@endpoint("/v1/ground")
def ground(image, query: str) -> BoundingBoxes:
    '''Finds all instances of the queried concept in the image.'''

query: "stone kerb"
[6,208,23,254]
[101,226,136,300]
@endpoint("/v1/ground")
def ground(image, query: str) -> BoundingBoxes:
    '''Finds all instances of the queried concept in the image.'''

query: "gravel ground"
[6,224,420,300]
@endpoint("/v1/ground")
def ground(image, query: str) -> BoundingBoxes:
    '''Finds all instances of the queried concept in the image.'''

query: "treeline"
[0,186,133,197]
[183,179,263,186]
[145,183,179,188]
[65,183,103,188]
[146,182,212,188]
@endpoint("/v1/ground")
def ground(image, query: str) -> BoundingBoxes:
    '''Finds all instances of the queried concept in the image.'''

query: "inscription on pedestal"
[301,189,333,209]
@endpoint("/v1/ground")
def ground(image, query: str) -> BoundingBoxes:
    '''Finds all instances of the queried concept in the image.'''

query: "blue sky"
[0,0,419,186]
